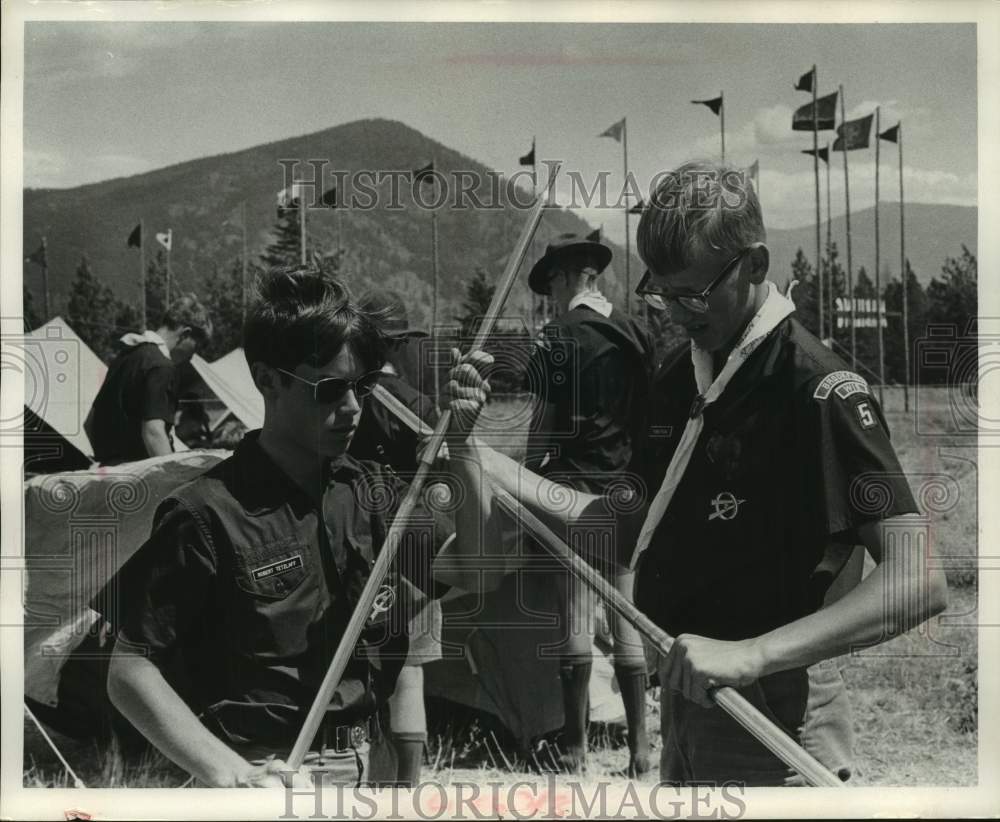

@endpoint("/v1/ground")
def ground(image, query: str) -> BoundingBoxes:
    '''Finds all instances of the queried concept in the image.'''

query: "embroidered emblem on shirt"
[251,554,303,580]
[856,401,877,429]
[813,370,869,400]
[708,491,746,521]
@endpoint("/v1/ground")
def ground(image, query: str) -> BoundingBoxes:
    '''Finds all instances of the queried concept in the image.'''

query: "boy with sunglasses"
[98,267,488,787]
[448,160,947,786]
[87,293,212,465]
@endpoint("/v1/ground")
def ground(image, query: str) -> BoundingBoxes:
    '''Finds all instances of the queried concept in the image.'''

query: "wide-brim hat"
[528,233,613,296]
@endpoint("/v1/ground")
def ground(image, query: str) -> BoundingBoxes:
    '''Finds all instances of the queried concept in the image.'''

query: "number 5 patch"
[856,401,877,429]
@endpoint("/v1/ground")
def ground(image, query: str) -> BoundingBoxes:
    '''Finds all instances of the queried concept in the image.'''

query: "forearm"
[108,650,249,786]
[141,420,173,457]
[754,550,948,677]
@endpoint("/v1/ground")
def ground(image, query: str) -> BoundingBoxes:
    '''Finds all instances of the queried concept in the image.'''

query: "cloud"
[757,162,976,229]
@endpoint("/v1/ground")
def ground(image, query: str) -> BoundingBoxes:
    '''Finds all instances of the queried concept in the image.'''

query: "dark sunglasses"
[636,247,751,314]
[276,367,381,403]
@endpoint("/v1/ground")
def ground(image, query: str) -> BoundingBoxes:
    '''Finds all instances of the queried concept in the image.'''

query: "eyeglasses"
[276,367,381,403]
[636,247,750,314]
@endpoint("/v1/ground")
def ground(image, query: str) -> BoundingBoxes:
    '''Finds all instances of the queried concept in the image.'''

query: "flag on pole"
[155,229,172,251]
[691,96,723,115]
[878,124,900,143]
[628,198,645,215]
[25,242,47,266]
[747,160,759,181]
[412,161,435,184]
[277,184,303,216]
[794,67,816,93]
[833,113,874,151]
[585,227,601,242]
[802,146,830,164]
[127,223,142,248]
[792,91,838,131]
[321,186,338,208]
[519,141,535,166]
[598,118,626,142]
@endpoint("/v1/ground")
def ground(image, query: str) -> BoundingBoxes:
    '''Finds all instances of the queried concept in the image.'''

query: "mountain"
[765,203,976,287]
[22,119,976,328]
[22,118,644,332]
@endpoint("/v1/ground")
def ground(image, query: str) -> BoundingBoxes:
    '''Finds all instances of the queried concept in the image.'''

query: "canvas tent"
[15,317,107,471]
[189,348,264,431]
[22,450,227,734]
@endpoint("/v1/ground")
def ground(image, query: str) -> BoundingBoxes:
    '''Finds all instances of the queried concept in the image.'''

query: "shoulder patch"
[813,370,869,401]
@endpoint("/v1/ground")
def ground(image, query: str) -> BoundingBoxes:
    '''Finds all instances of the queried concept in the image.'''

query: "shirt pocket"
[233,540,311,600]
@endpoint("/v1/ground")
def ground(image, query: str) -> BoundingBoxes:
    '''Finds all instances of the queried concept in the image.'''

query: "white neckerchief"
[629,282,795,569]
[568,290,613,318]
[119,330,171,361]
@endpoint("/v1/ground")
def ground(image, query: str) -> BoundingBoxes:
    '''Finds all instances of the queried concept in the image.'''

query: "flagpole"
[825,142,833,342]
[299,187,307,266]
[40,236,51,320]
[430,155,440,402]
[623,117,632,315]
[812,66,823,346]
[165,236,172,309]
[719,91,726,163]
[241,200,248,325]
[874,106,885,406]
[531,137,540,329]
[839,84,856,369]
[898,122,910,412]
[140,219,147,331]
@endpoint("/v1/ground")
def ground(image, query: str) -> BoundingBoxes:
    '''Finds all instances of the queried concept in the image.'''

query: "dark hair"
[161,293,213,343]
[243,266,386,375]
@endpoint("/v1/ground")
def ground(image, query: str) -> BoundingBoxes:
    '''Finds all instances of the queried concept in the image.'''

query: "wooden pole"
[285,163,561,771]
[491,490,846,788]
[812,67,824,346]
[370,384,845,788]
[826,143,833,342]
[165,240,171,309]
[241,201,248,325]
[874,107,886,406]
[140,219,147,331]
[899,123,910,412]
[623,117,632,315]
[839,86,856,368]
[299,187,307,266]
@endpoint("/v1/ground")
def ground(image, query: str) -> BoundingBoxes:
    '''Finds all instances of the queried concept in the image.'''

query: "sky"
[21,19,978,237]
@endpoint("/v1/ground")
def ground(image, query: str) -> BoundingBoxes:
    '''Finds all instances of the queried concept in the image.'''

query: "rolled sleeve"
[806,378,918,540]
[142,365,177,423]
[93,501,217,664]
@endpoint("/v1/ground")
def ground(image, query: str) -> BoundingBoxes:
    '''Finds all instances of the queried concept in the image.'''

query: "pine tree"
[456,267,495,338]
[260,210,305,269]
[926,245,977,330]
[883,260,928,385]
[201,256,262,360]
[790,247,819,336]
[66,256,122,363]
[145,250,169,326]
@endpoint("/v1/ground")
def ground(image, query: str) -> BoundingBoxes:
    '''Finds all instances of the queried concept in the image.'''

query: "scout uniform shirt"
[95,431,447,753]
[633,315,918,642]
[524,298,654,495]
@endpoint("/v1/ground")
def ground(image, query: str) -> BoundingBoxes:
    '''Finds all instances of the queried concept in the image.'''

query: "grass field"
[22,388,979,787]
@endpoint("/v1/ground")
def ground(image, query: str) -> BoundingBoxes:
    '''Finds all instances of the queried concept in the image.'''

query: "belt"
[313,713,380,755]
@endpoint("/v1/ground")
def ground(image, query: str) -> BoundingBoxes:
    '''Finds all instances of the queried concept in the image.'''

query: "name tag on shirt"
[252,554,303,580]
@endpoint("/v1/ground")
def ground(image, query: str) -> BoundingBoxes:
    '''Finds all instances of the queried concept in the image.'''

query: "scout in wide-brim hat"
[528,233,613,296]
